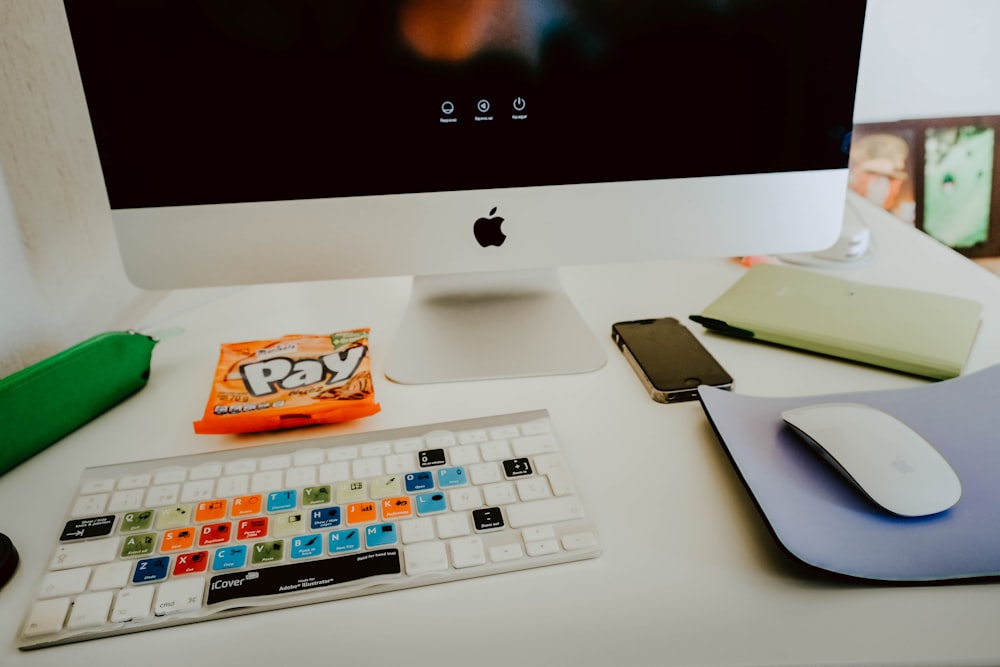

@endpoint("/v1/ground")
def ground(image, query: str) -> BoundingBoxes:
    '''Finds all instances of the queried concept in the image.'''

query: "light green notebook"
[690,264,982,380]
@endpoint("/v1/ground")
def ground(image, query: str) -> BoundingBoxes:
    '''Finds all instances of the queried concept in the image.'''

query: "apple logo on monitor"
[473,207,506,247]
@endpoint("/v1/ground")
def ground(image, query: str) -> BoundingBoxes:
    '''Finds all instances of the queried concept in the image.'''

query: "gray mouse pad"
[698,364,1000,582]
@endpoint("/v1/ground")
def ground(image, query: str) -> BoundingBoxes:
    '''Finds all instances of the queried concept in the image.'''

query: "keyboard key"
[393,437,423,453]
[368,475,403,499]
[327,446,358,462]
[506,497,585,528]
[419,449,447,467]
[23,598,70,637]
[38,568,91,598]
[80,479,115,495]
[71,494,109,517]
[457,429,488,445]
[447,445,480,466]
[292,449,325,467]
[525,539,560,557]
[319,461,351,484]
[61,515,115,541]
[399,518,435,544]
[511,434,559,457]
[251,471,284,494]
[145,484,181,507]
[107,489,145,513]
[153,468,187,485]
[437,467,468,488]
[133,556,170,583]
[516,477,552,502]
[403,542,449,575]
[448,487,483,512]
[285,466,317,488]
[520,419,552,436]
[216,475,249,497]
[365,523,398,548]
[66,591,114,629]
[336,481,368,504]
[189,462,223,480]
[522,525,555,542]
[259,455,291,471]
[562,531,599,551]
[489,543,524,562]
[154,577,206,616]
[384,453,415,475]
[469,462,502,486]
[110,586,154,623]
[117,474,151,490]
[90,561,132,590]
[51,538,119,570]
[224,459,256,475]
[489,426,520,440]
[436,513,470,539]
[480,440,512,461]
[483,481,518,506]
[449,536,486,569]
[361,441,392,457]
[503,458,533,478]
[156,505,192,529]
[415,492,447,515]
[424,431,456,448]
[180,480,216,503]
[472,507,504,531]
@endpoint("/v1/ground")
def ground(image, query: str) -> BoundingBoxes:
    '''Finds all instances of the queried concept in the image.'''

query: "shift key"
[506,497,585,528]
[51,537,119,570]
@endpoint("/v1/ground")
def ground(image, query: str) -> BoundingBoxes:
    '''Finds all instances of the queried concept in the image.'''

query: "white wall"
[854,0,1000,123]
[0,1,152,377]
[2,0,1000,377]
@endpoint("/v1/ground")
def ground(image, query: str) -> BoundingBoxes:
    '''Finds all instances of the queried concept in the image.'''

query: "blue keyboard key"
[133,557,169,583]
[415,492,447,515]
[329,528,361,554]
[212,545,248,571]
[365,523,398,548]
[310,507,341,530]
[405,471,434,492]
[437,466,467,488]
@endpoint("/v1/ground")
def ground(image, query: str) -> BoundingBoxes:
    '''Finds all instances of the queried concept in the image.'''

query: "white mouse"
[781,402,962,517]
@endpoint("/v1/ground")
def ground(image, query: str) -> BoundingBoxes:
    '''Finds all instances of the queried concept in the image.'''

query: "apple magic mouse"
[781,402,962,517]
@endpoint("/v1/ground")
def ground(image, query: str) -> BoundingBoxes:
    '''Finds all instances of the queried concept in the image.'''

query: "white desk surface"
[2,196,999,666]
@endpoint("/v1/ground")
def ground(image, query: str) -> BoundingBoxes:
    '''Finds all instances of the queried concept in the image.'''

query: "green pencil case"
[0,331,156,475]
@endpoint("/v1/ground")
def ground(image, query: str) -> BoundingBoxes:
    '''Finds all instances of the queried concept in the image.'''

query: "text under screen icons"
[438,98,528,122]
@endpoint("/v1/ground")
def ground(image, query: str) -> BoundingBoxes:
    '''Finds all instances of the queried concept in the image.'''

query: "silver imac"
[63,0,867,384]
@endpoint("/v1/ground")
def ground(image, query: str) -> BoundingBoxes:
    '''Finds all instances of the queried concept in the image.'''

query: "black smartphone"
[611,317,733,403]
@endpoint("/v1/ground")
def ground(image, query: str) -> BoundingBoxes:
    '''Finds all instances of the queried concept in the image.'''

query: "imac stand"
[385,269,607,384]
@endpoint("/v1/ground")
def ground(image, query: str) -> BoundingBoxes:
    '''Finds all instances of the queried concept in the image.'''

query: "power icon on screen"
[513,97,526,111]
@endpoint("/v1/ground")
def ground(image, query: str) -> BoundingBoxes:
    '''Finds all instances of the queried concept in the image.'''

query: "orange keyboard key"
[346,502,377,524]
[381,496,413,519]
[231,495,263,517]
[195,499,227,523]
[161,527,196,552]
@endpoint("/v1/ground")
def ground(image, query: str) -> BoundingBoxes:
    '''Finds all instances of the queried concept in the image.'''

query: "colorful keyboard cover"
[17,410,601,649]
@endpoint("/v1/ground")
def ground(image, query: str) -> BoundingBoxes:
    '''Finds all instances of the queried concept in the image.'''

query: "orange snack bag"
[193,330,380,434]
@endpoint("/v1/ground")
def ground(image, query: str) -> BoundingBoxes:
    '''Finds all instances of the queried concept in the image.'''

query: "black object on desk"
[0,532,18,589]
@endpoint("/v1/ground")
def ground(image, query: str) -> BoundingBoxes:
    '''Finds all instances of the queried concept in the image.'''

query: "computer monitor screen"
[63,0,867,383]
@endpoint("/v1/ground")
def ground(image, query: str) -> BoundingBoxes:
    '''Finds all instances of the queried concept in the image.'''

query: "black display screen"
[64,0,866,209]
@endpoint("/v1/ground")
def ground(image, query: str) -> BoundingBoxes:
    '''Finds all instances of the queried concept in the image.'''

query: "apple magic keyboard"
[16,410,601,649]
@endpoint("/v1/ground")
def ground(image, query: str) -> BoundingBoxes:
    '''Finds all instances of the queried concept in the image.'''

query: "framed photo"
[850,116,1000,258]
